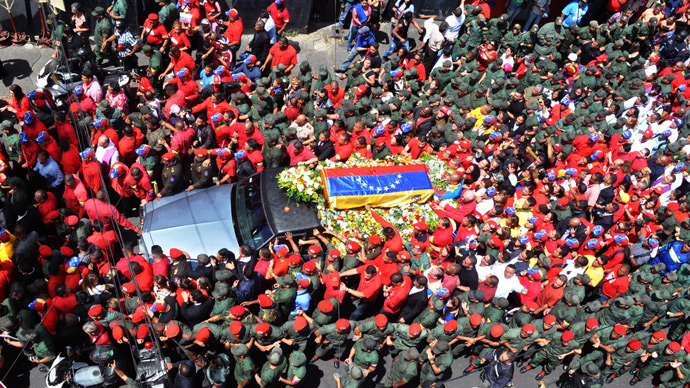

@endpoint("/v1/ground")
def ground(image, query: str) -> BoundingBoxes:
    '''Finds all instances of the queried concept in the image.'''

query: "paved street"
[0,24,655,388]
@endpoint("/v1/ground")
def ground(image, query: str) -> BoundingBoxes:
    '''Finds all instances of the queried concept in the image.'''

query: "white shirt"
[444,13,465,40]
[494,271,525,299]
[265,16,277,44]
[95,141,120,167]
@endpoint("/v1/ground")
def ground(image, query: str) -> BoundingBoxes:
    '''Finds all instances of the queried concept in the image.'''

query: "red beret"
[490,324,504,338]
[39,245,53,257]
[161,152,176,162]
[288,254,302,265]
[335,318,350,331]
[276,246,289,256]
[59,246,74,257]
[562,330,575,342]
[303,261,316,271]
[318,300,334,313]
[298,278,310,288]
[122,283,136,293]
[369,235,382,245]
[65,215,79,226]
[668,202,680,211]
[88,305,104,317]
[328,249,341,259]
[398,251,411,261]
[46,210,60,221]
[258,294,274,308]
[470,313,482,327]
[522,324,535,335]
[586,318,599,330]
[195,327,211,342]
[374,314,388,327]
[308,245,322,255]
[169,248,184,259]
[628,339,642,351]
[294,316,308,331]
[669,341,682,352]
[230,321,243,335]
[409,323,422,335]
[459,139,472,149]
[653,331,667,340]
[525,301,539,312]
[112,325,124,341]
[490,236,504,249]
[557,197,570,207]
[654,186,665,195]
[347,240,361,251]
[194,149,207,158]
[544,315,557,325]
[444,320,458,332]
[137,324,151,339]
[255,323,270,335]
[147,13,159,20]
[230,305,246,316]
[413,222,429,231]
[614,324,627,336]
[165,323,180,338]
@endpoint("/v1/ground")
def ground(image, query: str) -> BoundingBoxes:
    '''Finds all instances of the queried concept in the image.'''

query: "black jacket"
[399,287,429,324]
[181,298,214,326]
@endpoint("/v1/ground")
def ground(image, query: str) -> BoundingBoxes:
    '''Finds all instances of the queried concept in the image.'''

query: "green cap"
[142,44,153,54]
[277,275,295,286]
[290,351,307,366]
[215,269,232,281]
[268,348,283,365]
[231,344,249,356]
[433,340,450,354]
[299,60,310,69]
[0,120,13,130]
[91,6,106,16]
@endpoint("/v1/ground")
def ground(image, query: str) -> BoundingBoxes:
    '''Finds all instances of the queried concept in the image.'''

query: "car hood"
[141,184,240,257]
[261,168,322,236]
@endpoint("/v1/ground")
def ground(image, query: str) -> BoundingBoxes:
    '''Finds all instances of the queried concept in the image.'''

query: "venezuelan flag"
[321,165,434,209]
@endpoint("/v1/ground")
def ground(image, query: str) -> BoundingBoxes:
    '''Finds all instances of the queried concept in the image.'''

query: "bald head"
[462,191,476,203]
[98,135,110,148]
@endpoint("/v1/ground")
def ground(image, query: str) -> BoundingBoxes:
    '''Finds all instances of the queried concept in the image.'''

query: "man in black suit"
[314,131,335,161]
[398,275,429,324]
[557,217,588,245]
[185,254,215,280]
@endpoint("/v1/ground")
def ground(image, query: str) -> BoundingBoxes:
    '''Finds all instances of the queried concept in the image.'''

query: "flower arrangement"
[277,155,454,241]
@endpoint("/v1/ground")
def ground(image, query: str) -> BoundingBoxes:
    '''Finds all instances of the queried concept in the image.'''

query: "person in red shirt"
[325,80,345,108]
[79,148,103,195]
[287,141,318,166]
[34,190,58,225]
[35,131,61,162]
[192,92,234,122]
[88,220,119,261]
[68,89,96,118]
[535,275,567,314]
[245,139,265,172]
[124,163,155,205]
[159,47,195,81]
[237,121,265,149]
[368,205,404,253]
[601,263,631,305]
[163,84,188,119]
[150,245,171,278]
[63,175,88,218]
[0,84,31,120]
[267,0,290,35]
[340,264,382,320]
[262,37,298,74]
[118,126,145,165]
[382,272,412,315]
[223,8,243,61]
[140,13,169,48]
[167,68,200,98]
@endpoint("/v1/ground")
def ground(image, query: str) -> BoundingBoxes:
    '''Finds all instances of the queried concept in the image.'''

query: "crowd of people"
[2,0,690,387]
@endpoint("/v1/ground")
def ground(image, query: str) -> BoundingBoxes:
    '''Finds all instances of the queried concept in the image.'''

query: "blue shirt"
[561,2,588,28]
[34,157,64,188]
[200,71,216,88]
[351,4,370,27]
[290,289,311,316]
[356,32,376,49]
[234,64,262,83]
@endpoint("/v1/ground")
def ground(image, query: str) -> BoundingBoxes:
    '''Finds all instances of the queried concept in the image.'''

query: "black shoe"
[333,359,340,369]
[39,365,49,373]
[630,377,639,386]
[606,375,615,384]
[535,371,546,381]
[463,365,475,375]
[516,360,525,367]
[520,366,530,374]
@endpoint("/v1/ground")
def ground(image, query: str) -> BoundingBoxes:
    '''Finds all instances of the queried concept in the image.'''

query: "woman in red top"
[1,85,31,120]
[165,22,191,51]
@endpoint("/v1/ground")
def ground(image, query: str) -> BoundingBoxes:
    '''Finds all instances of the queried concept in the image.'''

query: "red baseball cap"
[112,325,125,341]
[669,341,682,352]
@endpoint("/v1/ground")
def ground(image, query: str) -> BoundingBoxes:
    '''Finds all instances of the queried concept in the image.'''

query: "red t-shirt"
[267,3,290,29]
[355,265,382,302]
[269,43,298,71]
[602,264,630,297]
[142,20,168,45]
[224,18,243,44]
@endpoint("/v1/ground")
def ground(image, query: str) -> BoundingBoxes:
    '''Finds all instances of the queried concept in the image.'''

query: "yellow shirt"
[0,234,16,262]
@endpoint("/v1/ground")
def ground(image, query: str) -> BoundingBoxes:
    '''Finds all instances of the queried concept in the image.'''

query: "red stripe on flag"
[322,164,428,178]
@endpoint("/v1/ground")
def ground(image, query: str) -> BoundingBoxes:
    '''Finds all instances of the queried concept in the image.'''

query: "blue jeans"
[338,2,353,28]
[507,2,522,27]
[523,12,543,31]
[340,47,362,71]
[347,24,359,51]
[383,37,409,58]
